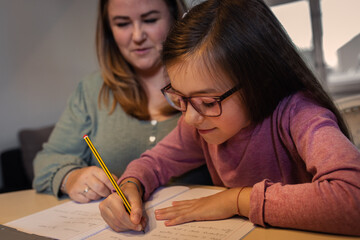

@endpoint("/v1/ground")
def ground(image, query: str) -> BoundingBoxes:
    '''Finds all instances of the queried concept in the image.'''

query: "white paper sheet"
[6,186,254,240]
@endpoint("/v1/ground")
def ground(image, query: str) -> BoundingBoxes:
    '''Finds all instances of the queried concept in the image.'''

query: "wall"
[0,0,99,188]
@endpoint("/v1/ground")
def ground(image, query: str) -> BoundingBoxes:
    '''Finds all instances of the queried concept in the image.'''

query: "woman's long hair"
[96,0,187,120]
[163,0,350,138]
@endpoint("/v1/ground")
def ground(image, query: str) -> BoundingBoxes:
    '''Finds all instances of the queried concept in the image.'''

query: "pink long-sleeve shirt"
[121,92,360,235]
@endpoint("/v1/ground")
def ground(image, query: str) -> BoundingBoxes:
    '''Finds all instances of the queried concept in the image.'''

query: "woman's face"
[107,0,173,72]
[167,60,251,145]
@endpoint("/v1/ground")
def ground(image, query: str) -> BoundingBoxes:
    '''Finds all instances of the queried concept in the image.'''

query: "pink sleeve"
[250,102,360,235]
[120,117,205,200]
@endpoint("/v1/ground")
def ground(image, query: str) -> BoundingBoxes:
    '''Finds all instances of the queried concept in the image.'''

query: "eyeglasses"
[161,83,240,117]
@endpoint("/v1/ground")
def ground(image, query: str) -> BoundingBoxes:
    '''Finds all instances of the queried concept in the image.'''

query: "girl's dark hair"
[163,0,350,138]
[164,0,187,20]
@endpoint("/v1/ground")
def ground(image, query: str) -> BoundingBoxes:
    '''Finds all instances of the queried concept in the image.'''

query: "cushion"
[18,125,54,182]
[0,148,30,192]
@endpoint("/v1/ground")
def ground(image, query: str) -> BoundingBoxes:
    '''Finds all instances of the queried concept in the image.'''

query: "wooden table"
[0,189,69,224]
[0,189,359,240]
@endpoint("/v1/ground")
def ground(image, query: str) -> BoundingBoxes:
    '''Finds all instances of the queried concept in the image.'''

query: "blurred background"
[0,0,359,191]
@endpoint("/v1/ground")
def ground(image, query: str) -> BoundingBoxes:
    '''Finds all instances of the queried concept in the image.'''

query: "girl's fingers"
[172,199,197,206]
[156,199,197,214]
[99,194,130,231]
[155,190,240,226]
[99,193,143,232]
[155,201,196,221]
[164,215,192,226]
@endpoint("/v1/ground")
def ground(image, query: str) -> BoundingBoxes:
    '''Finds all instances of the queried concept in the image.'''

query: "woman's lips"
[197,128,216,135]
[133,48,150,55]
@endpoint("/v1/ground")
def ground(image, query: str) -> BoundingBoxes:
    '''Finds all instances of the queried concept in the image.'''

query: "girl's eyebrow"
[171,86,220,96]
[112,10,160,21]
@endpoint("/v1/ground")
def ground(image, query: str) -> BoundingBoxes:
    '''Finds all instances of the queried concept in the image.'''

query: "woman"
[33,0,211,203]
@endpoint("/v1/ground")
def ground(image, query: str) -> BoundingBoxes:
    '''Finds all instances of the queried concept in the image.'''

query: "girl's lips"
[197,128,216,135]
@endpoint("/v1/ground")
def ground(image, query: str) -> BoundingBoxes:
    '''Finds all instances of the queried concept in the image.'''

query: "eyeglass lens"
[164,92,221,116]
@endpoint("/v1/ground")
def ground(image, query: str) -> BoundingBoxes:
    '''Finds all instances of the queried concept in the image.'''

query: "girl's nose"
[132,23,146,43]
[184,103,204,126]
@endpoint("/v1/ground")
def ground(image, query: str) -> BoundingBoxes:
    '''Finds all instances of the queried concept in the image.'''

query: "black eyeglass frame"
[161,83,240,117]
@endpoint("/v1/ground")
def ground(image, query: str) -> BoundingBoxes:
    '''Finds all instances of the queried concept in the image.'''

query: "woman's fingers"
[66,166,118,201]
[82,186,103,201]
[74,193,91,203]
[87,167,114,197]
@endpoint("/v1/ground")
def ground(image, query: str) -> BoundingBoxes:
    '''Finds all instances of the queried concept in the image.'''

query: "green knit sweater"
[33,72,188,197]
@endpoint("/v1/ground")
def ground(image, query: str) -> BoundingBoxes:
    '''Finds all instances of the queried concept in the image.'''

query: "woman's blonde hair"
[96,0,187,120]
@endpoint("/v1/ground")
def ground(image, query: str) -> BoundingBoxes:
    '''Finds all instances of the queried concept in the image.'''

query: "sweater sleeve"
[120,117,206,200]
[249,97,360,236]
[33,79,93,197]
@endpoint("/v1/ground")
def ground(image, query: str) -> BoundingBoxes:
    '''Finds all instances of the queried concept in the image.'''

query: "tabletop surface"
[0,189,359,240]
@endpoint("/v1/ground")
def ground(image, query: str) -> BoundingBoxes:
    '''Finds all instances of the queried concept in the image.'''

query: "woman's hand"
[64,166,117,203]
[155,187,251,226]
[99,178,146,232]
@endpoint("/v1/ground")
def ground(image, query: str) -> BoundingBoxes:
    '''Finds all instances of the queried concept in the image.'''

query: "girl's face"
[167,61,251,145]
[107,0,173,72]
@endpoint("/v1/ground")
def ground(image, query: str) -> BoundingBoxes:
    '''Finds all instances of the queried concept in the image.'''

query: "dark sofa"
[0,125,54,193]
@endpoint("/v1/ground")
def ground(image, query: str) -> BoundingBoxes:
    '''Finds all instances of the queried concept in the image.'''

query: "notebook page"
[5,200,105,240]
[86,188,254,240]
[5,186,190,240]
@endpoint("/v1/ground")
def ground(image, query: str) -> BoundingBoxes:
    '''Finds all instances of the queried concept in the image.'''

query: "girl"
[99,0,360,235]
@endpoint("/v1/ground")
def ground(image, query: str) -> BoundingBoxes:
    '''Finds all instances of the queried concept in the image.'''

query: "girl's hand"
[99,178,146,232]
[64,166,117,203]
[155,187,251,226]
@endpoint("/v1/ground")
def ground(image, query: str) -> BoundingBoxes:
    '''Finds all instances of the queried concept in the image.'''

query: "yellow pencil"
[83,135,131,213]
